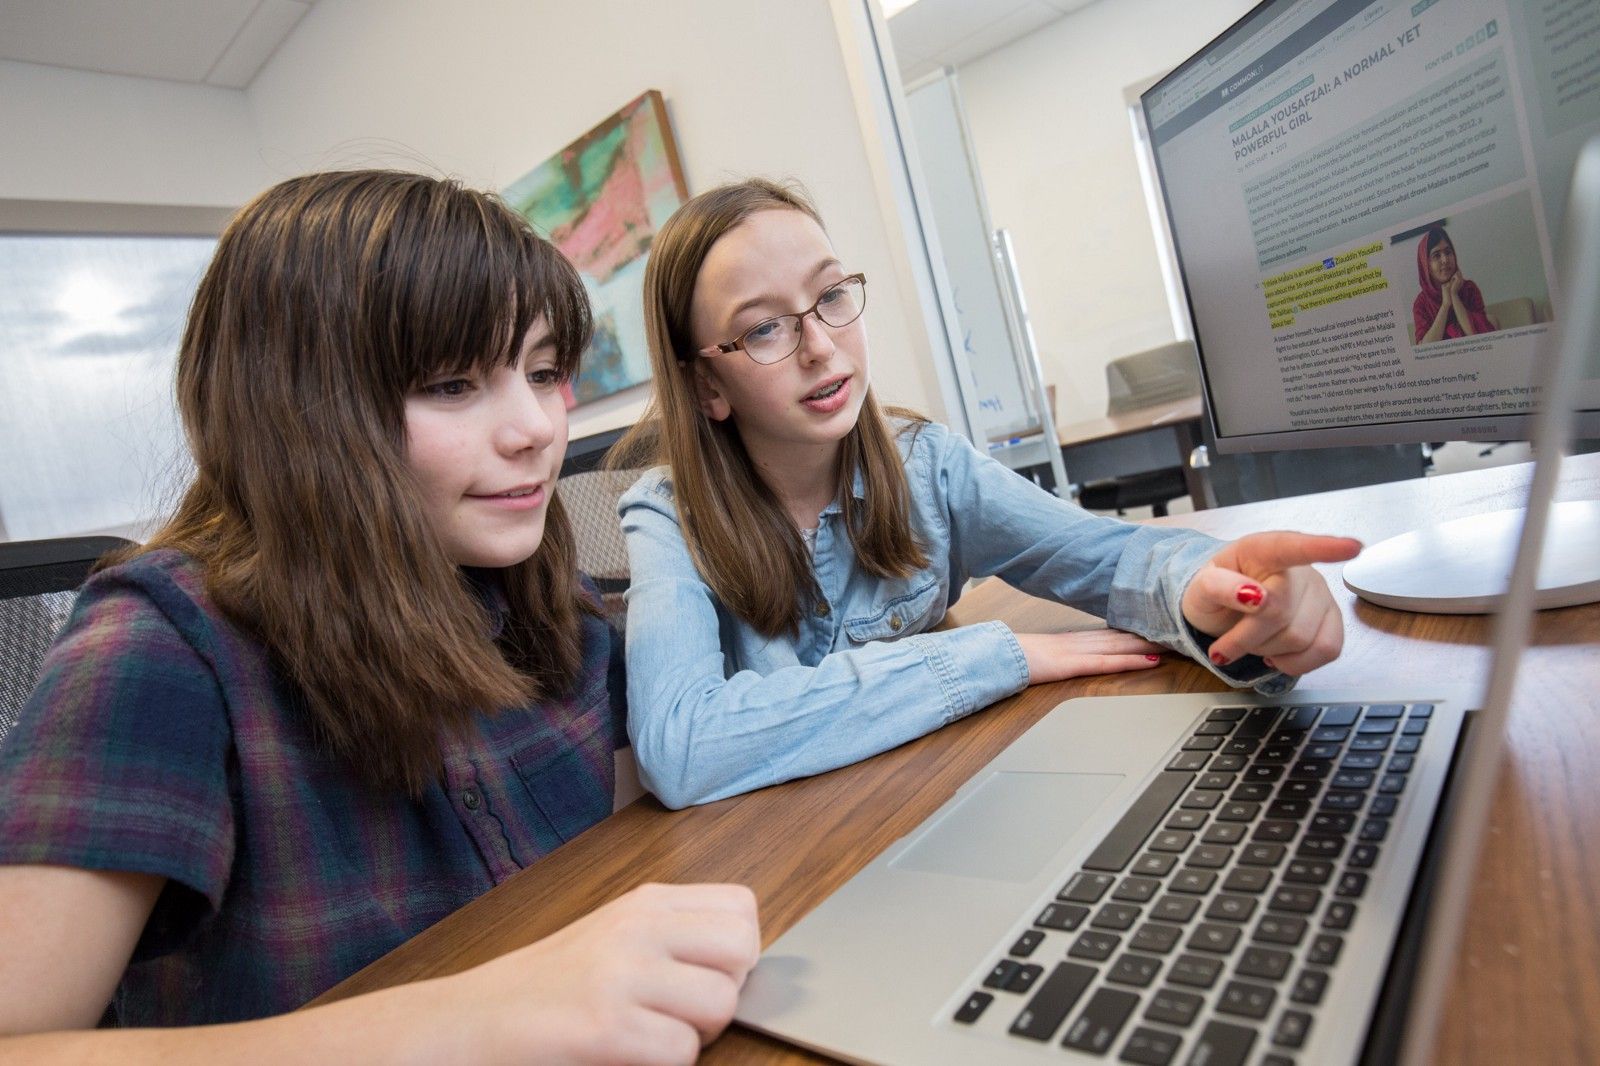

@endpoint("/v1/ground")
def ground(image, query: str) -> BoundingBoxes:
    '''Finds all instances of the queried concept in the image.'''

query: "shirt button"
[816,602,831,618]
[889,614,902,631]
[462,788,481,811]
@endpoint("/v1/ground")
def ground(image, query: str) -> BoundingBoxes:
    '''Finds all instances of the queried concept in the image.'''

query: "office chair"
[0,535,133,749]
[1076,340,1202,517]
[559,427,648,633]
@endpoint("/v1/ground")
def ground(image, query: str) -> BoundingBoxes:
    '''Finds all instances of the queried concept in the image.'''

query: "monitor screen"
[1142,0,1600,452]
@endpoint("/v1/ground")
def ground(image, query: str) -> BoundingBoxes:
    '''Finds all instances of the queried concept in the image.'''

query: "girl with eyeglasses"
[612,178,1361,810]
[0,171,757,1063]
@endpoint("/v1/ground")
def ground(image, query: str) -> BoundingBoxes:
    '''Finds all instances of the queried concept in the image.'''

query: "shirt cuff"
[912,620,1030,724]
[1182,621,1297,696]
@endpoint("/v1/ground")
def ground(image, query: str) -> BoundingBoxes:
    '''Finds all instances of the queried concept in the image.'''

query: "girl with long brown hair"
[615,178,1361,809]
[0,170,756,1062]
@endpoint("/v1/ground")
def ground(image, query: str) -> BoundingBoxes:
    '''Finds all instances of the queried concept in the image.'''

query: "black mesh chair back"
[0,536,133,747]
[557,469,645,632]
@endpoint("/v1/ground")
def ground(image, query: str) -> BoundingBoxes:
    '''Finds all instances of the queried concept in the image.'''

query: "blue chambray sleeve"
[620,480,1029,809]
[930,426,1288,694]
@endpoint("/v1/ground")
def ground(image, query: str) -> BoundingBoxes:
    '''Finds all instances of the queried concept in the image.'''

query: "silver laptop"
[735,143,1600,1066]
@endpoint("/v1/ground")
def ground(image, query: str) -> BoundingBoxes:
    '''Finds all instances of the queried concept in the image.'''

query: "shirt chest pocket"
[842,576,943,644]
[509,692,615,851]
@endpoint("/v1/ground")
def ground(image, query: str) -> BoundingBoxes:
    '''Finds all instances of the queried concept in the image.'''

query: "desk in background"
[316,453,1600,1065]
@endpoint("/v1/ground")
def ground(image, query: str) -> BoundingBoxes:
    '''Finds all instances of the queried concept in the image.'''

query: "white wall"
[952,0,1256,425]
[243,0,946,440]
[0,60,269,206]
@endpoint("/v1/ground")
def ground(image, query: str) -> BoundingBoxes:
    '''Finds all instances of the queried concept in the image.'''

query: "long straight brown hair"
[121,170,596,796]
[612,178,928,636]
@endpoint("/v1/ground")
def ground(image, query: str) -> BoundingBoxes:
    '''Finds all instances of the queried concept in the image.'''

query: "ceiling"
[0,0,1091,93]
[888,0,1098,86]
[0,0,315,89]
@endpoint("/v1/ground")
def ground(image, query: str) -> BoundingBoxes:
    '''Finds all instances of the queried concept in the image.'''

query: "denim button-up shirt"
[620,420,1284,809]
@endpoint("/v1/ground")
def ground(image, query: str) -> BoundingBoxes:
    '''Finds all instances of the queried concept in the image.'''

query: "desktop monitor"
[1140,0,1600,612]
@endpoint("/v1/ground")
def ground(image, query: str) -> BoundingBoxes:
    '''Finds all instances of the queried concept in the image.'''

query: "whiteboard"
[904,72,1034,440]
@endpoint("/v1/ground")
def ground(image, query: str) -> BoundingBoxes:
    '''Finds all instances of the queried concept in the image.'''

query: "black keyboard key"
[1304,742,1342,760]
[1364,703,1404,718]
[1379,774,1408,794]
[1083,772,1195,872]
[1062,987,1140,1053]
[1144,987,1205,1027]
[1252,821,1298,843]
[1320,705,1359,726]
[1289,760,1332,780]
[1357,719,1397,735]
[1093,903,1144,931]
[1070,930,1122,961]
[1060,872,1117,903]
[1171,869,1217,894]
[1297,834,1345,860]
[1369,795,1399,816]
[1205,894,1258,923]
[1120,1026,1182,1065]
[1188,844,1234,869]
[1409,703,1434,718]
[1268,886,1321,914]
[1243,763,1284,784]
[1008,964,1044,992]
[1222,867,1272,893]
[1307,933,1344,965]
[1284,705,1322,730]
[1310,725,1350,742]
[1207,706,1248,722]
[1257,744,1296,764]
[1133,853,1178,877]
[1168,750,1210,771]
[1009,961,1097,1041]
[1010,930,1045,957]
[1229,782,1273,803]
[1106,953,1163,987]
[1217,979,1277,1019]
[1182,735,1223,751]
[1349,843,1380,869]
[1323,901,1357,930]
[1150,830,1193,853]
[1283,858,1334,885]
[1166,809,1208,831]
[1278,779,1321,801]
[1152,895,1201,923]
[1388,754,1416,773]
[1402,718,1429,735]
[1331,770,1374,790]
[1193,720,1234,736]
[1217,801,1260,822]
[1266,798,1311,819]
[1114,877,1162,903]
[984,959,1023,989]
[1335,872,1369,898]
[1186,1020,1257,1066]
[1203,822,1247,845]
[1168,952,1224,988]
[1290,967,1329,1004]
[1236,707,1281,738]
[1349,735,1391,752]
[1181,789,1224,810]
[1273,1009,1314,1048]
[1224,737,1261,757]
[1310,811,1356,834]
[1198,771,1236,790]
[1188,922,1242,954]
[954,990,992,1023]
[1240,843,1287,866]
[1236,945,1294,981]
[1253,914,1308,946]
[1320,791,1364,811]
[1395,735,1422,753]
[1131,922,1184,954]
[1341,752,1383,771]
[1036,902,1090,931]
[1210,754,1249,771]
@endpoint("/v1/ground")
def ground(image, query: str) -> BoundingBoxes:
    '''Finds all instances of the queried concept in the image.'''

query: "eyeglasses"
[698,273,867,365]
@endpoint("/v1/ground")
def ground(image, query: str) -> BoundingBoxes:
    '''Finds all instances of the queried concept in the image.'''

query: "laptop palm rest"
[890,771,1123,883]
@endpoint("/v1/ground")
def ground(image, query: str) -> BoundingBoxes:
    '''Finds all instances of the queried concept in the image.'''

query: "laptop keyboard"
[952,701,1432,1065]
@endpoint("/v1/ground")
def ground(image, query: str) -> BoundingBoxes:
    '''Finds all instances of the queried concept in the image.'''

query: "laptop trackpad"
[889,770,1124,883]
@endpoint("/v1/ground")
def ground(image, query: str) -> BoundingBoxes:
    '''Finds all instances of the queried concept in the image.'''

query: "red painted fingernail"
[1236,584,1264,607]
[1145,654,1161,662]
[1210,651,1231,667]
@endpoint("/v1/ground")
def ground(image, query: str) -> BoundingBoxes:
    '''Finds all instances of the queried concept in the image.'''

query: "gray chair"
[1078,341,1202,517]
[1,536,133,748]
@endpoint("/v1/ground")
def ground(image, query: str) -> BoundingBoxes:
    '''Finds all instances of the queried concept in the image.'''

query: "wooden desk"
[318,453,1600,1064]
[988,396,1204,498]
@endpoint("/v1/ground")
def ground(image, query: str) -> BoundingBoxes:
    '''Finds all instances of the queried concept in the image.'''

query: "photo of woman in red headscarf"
[1413,226,1498,344]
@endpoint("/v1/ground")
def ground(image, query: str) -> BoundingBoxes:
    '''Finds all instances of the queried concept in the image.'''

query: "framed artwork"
[503,90,689,407]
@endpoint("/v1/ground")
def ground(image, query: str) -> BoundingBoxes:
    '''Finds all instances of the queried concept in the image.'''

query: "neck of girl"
[747,437,841,532]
